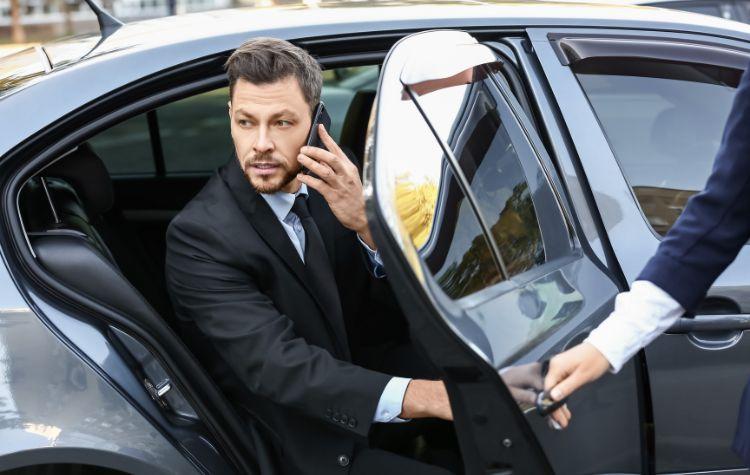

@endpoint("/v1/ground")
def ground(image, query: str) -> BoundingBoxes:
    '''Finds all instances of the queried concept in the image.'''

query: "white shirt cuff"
[373,377,411,423]
[357,234,385,278]
[585,280,684,373]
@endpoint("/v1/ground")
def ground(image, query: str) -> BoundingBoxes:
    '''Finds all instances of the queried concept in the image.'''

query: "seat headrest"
[43,143,114,216]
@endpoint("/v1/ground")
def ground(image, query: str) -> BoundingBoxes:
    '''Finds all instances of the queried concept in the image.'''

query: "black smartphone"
[302,102,332,176]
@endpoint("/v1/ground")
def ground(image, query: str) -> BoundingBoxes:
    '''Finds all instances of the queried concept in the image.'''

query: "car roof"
[3,0,750,155]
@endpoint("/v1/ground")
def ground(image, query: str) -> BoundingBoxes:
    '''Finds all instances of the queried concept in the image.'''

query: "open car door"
[364,30,646,474]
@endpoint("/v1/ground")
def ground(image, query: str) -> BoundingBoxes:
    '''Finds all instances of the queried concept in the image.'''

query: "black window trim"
[550,33,750,70]
[564,36,750,242]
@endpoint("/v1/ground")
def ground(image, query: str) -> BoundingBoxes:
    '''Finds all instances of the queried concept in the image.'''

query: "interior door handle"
[667,314,750,334]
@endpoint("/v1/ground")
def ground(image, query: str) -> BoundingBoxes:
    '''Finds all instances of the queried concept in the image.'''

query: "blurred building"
[0,0,243,41]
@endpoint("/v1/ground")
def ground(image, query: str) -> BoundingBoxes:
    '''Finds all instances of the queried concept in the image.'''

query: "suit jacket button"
[348,417,357,428]
[337,454,350,467]
[333,413,340,423]
[340,414,348,425]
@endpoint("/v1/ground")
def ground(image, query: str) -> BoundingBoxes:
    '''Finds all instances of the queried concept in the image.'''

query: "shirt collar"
[260,183,309,222]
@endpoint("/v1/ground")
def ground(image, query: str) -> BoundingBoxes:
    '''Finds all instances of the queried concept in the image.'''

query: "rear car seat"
[19,143,175,326]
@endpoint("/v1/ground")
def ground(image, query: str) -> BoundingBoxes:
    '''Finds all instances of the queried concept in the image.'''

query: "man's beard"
[244,154,302,194]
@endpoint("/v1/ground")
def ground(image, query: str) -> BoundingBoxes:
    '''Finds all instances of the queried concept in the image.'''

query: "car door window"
[91,65,380,177]
[88,114,156,175]
[382,72,504,299]
[160,87,234,174]
[413,64,546,277]
[574,59,740,235]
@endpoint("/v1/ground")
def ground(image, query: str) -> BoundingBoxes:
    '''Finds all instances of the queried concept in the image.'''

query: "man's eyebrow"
[233,108,301,120]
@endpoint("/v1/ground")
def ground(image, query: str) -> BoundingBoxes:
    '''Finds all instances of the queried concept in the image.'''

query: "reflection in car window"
[574,59,739,235]
[375,70,503,299]
[415,65,545,277]
[0,47,46,99]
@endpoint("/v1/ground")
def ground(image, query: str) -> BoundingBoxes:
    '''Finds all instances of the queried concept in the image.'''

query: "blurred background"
[0,0,307,56]
[2,0,750,57]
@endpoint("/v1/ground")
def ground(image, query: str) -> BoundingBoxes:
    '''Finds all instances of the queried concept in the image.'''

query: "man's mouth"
[249,161,280,176]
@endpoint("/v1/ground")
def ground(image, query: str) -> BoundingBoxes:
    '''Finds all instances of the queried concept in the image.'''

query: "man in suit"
[165,37,456,474]
[543,62,750,463]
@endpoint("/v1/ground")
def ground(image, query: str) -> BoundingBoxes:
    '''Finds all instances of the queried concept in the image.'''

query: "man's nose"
[253,126,274,154]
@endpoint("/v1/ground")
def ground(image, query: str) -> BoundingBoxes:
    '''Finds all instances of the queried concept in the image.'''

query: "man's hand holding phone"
[297,124,376,250]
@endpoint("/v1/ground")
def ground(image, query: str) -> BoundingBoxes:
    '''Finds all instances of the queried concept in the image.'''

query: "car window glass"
[89,114,156,175]
[321,65,379,142]
[161,87,233,174]
[91,64,381,177]
[377,73,504,299]
[574,59,739,236]
[413,64,545,276]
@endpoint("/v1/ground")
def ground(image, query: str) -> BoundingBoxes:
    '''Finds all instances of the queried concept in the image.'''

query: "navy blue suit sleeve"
[638,63,750,312]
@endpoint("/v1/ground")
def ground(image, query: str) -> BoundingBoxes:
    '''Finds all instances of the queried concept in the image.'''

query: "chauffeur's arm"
[546,64,750,406]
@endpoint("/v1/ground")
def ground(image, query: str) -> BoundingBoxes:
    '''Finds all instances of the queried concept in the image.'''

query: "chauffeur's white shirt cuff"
[585,280,684,373]
[374,377,411,423]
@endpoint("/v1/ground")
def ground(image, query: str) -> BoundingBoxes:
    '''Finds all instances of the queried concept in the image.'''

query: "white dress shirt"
[260,185,408,423]
[585,280,685,372]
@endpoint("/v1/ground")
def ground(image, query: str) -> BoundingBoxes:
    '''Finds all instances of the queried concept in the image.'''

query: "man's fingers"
[318,124,346,159]
[543,358,568,399]
[297,172,330,196]
[301,139,346,175]
[298,154,335,183]
[549,370,589,402]
[548,404,571,430]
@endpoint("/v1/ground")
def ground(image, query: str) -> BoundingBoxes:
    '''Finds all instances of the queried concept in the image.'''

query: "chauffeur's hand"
[544,342,611,405]
[297,124,377,250]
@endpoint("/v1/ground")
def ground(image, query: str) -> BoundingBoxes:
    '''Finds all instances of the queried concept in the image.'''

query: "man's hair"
[224,37,323,111]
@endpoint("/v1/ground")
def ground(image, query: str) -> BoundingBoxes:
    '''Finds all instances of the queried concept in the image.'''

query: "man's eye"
[277,120,292,127]
[238,119,251,127]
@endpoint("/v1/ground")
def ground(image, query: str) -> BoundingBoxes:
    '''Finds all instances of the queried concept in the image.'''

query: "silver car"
[2,1,750,473]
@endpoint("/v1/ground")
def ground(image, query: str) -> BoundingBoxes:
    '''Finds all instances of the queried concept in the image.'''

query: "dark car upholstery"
[20,143,174,326]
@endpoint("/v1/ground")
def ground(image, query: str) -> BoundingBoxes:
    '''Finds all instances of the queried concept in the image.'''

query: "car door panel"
[529,26,750,472]
[368,29,643,474]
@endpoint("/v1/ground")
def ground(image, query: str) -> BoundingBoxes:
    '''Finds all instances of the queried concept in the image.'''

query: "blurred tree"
[10,0,26,43]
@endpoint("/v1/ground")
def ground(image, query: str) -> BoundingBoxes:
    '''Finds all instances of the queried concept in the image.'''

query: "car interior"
[12,61,470,470]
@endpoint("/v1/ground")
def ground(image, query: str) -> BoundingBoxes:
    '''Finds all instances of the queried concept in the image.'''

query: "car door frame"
[0,33,422,474]
[365,29,650,474]
[527,26,750,473]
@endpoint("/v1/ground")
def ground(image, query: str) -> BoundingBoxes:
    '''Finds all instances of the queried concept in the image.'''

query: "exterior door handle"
[667,314,750,334]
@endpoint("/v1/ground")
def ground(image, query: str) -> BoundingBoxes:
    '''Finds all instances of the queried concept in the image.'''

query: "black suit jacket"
[165,159,406,474]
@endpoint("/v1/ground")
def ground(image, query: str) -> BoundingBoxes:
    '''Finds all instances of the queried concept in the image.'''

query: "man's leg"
[350,448,454,475]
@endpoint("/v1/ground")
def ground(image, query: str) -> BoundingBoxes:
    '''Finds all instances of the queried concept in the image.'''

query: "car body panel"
[530,26,750,472]
[3,1,750,155]
[0,266,197,473]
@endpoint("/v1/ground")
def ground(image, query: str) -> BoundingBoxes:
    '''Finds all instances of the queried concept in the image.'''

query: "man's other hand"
[297,124,376,249]
[544,342,611,403]
[400,380,453,421]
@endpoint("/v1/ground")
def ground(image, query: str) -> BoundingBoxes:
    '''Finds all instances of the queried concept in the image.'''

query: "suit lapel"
[221,161,350,358]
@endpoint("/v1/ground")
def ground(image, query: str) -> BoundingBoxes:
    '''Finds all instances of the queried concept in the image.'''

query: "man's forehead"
[232,77,306,105]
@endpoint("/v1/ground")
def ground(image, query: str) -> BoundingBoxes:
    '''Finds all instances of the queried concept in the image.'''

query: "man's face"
[228,76,312,194]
